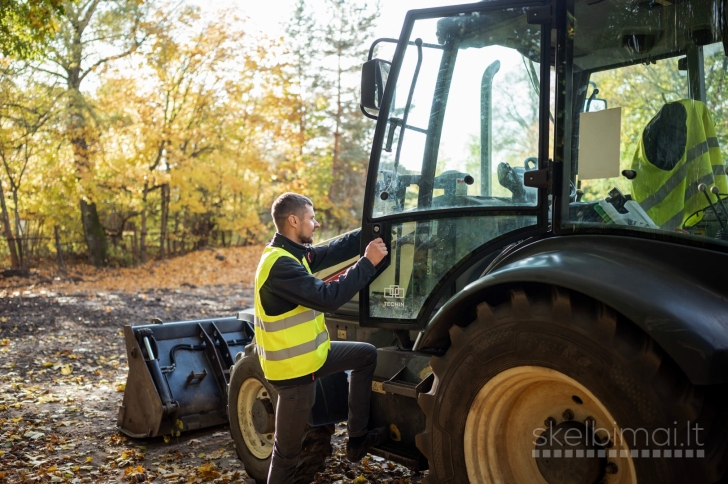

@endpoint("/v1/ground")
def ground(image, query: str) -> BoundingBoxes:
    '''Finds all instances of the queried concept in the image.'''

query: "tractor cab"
[359,0,728,329]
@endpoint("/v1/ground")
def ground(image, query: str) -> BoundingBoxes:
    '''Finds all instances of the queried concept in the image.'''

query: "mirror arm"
[360,105,378,120]
[368,38,399,61]
[367,37,445,61]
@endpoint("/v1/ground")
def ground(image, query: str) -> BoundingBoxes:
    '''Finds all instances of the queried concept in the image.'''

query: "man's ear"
[287,214,299,228]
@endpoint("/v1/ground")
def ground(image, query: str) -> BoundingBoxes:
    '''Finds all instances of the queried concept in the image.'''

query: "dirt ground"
[0,248,426,483]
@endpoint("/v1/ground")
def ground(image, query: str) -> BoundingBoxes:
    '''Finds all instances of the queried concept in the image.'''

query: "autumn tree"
[0,63,66,268]
[35,0,151,266]
[323,0,379,231]
[96,7,276,258]
[284,0,326,159]
[0,0,65,59]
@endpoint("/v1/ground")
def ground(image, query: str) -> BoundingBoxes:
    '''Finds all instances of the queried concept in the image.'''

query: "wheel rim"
[237,377,275,459]
[464,365,636,484]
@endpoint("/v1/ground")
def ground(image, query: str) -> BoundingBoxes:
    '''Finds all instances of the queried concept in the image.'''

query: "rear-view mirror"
[360,59,391,112]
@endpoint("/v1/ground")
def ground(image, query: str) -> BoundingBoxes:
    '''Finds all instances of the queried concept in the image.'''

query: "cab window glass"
[372,9,545,218]
[369,214,535,320]
[567,0,728,245]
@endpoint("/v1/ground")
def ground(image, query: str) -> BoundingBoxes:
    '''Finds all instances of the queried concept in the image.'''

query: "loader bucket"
[117,316,254,438]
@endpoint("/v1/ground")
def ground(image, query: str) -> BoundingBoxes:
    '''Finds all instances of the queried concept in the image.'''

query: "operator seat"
[630,99,727,230]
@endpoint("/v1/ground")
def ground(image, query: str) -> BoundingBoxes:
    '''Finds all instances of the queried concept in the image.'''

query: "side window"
[568,0,728,245]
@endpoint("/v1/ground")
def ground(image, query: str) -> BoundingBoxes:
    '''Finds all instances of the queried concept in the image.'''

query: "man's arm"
[262,255,375,314]
[308,229,361,273]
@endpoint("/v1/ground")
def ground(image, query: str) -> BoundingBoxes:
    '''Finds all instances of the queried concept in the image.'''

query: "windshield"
[371,8,548,219]
[566,0,728,247]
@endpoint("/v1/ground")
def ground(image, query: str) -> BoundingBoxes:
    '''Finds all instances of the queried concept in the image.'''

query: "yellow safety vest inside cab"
[254,246,330,381]
[631,99,727,230]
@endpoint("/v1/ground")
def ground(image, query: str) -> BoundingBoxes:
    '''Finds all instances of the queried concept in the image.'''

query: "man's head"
[271,193,320,245]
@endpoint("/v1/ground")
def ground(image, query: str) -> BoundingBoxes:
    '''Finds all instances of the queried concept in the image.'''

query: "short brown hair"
[271,193,313,231]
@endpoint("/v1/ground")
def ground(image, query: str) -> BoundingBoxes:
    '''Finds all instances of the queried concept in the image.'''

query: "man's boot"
[346,427,388,462]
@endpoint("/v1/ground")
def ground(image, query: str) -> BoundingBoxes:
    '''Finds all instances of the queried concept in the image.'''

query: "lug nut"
[544,417,556,427]
[605,462,618,474]
[585,416,596,428]
[562,409,574,421]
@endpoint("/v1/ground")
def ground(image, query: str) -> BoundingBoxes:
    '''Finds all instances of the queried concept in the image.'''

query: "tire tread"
[416,284,726,483]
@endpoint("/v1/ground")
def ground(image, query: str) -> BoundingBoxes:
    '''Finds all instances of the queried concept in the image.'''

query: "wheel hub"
[463,366,635,483]
[251,398,275,434]
[238,378,274,459]
[535,420,606,484]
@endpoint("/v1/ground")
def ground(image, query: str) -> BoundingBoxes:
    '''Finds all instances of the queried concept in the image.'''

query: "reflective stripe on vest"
[256,329,329,361]
[253,246,330,380]
[631,100,727,230]
[255,309,321,333]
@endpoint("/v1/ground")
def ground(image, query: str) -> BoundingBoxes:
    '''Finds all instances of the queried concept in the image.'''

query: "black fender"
[419,234,728,385]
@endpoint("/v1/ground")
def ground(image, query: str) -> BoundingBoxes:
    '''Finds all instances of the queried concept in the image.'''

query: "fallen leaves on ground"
[0,245,264,294]
[0,272,426,483]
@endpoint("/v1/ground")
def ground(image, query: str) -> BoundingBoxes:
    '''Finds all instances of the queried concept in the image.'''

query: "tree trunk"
[140,182,148,264]
[131,224,139,267]
[68,84,107,266]
[172,213,180,256]
[159,182,170,260]
[11,189,25,268]
[80,199,106,266]
[0,179,19,268]
[54,225,65,272]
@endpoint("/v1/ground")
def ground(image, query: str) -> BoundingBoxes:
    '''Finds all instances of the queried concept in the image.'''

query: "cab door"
[360,2,553,329]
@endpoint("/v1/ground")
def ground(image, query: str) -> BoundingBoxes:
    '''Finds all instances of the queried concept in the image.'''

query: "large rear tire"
[228,351,334,484]
[416,285,727,484]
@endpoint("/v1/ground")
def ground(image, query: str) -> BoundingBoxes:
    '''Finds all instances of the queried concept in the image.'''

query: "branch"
[78,0,102,36]
[29,65,68,81]
[78,41,143,83]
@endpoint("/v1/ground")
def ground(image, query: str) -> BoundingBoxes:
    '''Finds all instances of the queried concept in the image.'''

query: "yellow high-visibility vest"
[254,246,330,381]
[631,99,727,230]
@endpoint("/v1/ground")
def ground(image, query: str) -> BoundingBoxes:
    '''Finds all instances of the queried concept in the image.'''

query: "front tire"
[228,350,334,484]
[416,285,724,484]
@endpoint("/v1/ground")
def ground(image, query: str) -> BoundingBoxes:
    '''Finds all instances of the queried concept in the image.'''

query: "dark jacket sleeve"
[262,253,375,314]
[308,229,362,273]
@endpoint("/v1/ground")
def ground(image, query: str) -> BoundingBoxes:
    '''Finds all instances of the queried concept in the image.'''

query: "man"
[255,192,389,484]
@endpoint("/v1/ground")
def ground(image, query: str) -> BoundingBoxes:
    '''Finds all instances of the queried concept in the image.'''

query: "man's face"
[296,205,320,245]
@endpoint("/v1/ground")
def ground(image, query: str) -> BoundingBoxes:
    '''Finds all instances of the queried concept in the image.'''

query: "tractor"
[118,0,728,482]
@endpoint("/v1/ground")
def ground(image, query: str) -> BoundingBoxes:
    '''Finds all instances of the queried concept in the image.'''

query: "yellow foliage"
[124,465,145,475]
[196,461,220,479]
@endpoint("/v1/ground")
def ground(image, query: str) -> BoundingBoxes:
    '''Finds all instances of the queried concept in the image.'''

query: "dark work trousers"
[266,341,377,484]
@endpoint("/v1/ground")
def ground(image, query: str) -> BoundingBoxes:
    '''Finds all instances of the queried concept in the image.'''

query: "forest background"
[2,0,726,271]
[0,0,396,270]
